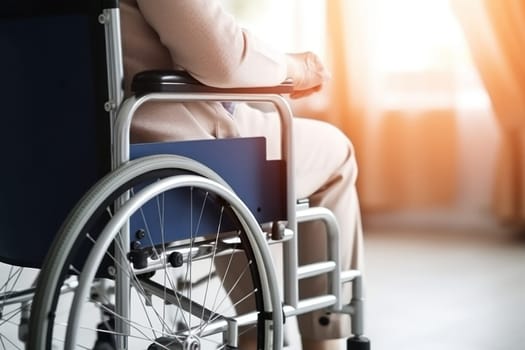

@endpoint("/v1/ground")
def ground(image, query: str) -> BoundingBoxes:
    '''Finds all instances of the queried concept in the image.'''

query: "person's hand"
[286,51,331,99]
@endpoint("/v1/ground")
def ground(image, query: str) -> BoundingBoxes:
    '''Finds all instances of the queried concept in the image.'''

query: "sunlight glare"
[370,0,467,72]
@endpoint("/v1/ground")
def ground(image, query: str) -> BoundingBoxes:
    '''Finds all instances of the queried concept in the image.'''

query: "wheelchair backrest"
[0,1,112,266]
[0,0,289,267]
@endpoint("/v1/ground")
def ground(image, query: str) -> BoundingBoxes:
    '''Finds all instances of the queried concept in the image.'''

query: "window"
[222,0,325,55]
[364,0,491,111]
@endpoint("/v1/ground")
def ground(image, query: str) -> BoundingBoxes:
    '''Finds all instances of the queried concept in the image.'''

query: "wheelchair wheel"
[0,264,38,348]
[29,155,282,350]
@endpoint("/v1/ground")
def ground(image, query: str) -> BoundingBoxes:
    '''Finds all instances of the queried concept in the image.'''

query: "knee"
[318,119,355,159]
[320,121,358,180]
[298,117,356,159]
[294,118,359,197]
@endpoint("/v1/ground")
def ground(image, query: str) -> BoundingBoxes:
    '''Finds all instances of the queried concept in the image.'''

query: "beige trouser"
[214,103,364,340]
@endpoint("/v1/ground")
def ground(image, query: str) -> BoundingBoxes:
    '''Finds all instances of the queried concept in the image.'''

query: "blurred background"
[223,0,525,349]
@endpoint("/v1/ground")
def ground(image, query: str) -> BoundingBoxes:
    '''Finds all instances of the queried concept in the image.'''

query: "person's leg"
[293,117,364,345]
[227,104,364,349]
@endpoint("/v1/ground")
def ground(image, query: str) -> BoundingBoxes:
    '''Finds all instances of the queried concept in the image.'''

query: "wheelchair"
[0,1,370,349]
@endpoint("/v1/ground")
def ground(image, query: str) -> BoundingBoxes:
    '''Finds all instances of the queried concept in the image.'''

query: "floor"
[3,216,525,349]
[363,225,525,350]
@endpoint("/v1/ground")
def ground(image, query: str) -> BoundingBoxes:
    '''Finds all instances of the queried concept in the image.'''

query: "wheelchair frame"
[0,2,369,349]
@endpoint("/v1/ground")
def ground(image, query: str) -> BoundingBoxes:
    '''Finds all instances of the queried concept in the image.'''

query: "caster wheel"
[347,336,371,350]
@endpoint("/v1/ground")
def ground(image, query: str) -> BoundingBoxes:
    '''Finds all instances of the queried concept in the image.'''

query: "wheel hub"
[183,336,200,350]
[148,336,201,350]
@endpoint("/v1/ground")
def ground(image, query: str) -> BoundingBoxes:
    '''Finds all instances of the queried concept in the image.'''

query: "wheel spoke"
[30,170,270,349]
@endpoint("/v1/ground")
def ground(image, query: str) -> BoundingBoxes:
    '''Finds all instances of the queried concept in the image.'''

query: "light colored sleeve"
[135,0,288,88]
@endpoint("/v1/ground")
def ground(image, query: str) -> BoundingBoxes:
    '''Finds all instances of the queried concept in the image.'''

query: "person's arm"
[136,0,287,88]
[136,0,329,96]
[286,51,331,99]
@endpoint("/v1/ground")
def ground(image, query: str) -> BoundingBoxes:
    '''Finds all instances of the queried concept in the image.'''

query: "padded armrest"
[131,69,294,95]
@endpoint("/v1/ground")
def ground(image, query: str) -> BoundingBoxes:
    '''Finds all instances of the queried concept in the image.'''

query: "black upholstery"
[132,69,294,95]
[0,1,110,267]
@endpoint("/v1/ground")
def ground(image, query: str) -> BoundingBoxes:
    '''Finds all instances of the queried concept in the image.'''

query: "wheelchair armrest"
[131,69,294,95]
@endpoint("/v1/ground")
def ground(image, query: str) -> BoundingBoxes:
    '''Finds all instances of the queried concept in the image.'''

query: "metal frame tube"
[350,275,365,336]
[296,207,342,310]
[100,7,124,140]
[114,92,299,309]
[100,7,128,349]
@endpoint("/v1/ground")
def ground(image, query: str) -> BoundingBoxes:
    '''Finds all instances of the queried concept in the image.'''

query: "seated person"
[121,1,364,349]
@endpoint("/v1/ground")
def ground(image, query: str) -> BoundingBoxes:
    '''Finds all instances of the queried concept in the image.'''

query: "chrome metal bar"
[4,279,79,307]
[297,261,336,280]
[282,295,337,317]
[100,8,124,151]
[0,288,35,306]
[140,278,216,321]
[296,206,342,310]
[101,7,127,349]
[341,269,362,283]
[225,319,239,348]
[350,275,365,336]
[131,245,240,275]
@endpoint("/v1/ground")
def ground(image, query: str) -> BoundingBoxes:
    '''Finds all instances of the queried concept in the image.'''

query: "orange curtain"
[452,0,525,224]
[306,0,459,212]
[294,0,364,141]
